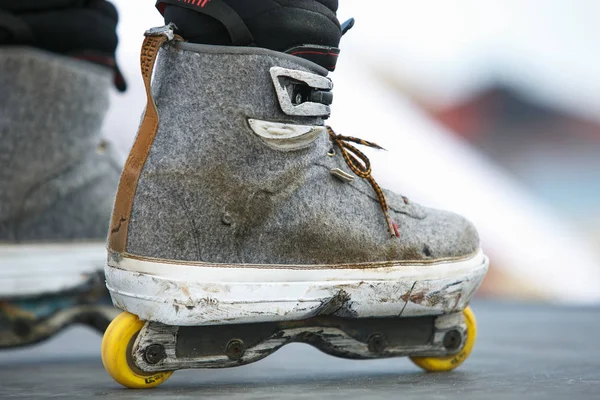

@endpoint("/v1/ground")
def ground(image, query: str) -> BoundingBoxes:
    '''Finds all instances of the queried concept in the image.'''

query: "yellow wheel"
[410,306,477,372]
[101,311,173,389]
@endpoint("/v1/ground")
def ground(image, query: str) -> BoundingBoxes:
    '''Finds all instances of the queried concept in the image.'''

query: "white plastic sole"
[0,242,106,297]
[106,250,489,326]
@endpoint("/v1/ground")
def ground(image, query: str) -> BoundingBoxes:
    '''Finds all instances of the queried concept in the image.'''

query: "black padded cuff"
[156,0,254,45]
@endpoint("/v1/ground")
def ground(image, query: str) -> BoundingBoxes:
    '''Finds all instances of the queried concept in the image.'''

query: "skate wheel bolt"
[368,334,387,354]
[144,344,167,365]
[443,330,462,351]
[226,339,245,361]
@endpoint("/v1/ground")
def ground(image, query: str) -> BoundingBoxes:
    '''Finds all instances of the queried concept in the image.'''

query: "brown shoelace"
[327,126,400,237]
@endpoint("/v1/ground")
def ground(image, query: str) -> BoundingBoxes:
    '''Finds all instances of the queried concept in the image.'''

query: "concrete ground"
[1,301,598,399]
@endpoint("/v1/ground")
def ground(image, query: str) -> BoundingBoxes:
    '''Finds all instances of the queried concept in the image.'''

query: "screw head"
[443,330,462,351]
[226,339,245,360]
[144,344,167,365]
[368,334,387,354]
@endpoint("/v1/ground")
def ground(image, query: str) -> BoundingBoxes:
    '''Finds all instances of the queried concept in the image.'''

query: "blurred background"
[105,0,600,303]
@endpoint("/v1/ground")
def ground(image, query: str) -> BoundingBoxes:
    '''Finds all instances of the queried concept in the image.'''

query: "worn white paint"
[0,242,106,297]
[105,250,488,326]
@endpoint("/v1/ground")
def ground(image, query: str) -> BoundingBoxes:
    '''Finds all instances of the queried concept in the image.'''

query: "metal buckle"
[144,23,177,41]
[270,67,333,117]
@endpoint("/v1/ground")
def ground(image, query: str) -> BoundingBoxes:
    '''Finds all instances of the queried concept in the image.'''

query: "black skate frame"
[131,311,467,372]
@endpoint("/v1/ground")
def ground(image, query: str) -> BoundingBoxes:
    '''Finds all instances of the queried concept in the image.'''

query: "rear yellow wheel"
[101,311,173,389]
[410,306,477,372]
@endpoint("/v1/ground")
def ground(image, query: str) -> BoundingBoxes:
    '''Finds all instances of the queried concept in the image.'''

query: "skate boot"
[0,0,123,348]
[101,8,488,389]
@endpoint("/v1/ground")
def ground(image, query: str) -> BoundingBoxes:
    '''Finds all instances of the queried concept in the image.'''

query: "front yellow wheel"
[410,306,477,372]
[101,311,173,389]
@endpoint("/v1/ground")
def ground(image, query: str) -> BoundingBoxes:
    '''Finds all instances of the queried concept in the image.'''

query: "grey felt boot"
[105,28,488,329]
[0,47,120,347]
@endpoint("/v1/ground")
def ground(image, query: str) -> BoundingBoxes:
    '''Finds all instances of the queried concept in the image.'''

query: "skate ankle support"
[109,25,182,253]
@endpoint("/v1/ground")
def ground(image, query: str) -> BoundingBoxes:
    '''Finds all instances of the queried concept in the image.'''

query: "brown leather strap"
[109,29,179,252]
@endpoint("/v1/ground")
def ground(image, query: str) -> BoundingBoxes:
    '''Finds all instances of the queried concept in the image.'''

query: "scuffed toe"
[391,205,481,262]
[419,208,480,260]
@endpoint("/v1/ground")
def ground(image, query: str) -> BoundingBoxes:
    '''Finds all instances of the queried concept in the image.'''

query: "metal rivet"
[443,330,462,350]
[226,339,245,360]
[222,212,233,226]
[294,93,303,104]
[96,140,107,155]
[144,344,167,365]
[330,168,355,183]
[368,334,387,354]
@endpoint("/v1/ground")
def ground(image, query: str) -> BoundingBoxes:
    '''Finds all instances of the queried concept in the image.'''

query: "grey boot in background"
[0,47,121,241]
[0,47,121,348]
[122,42,479,265]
